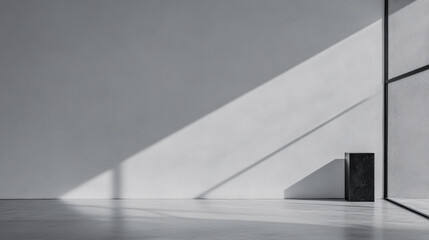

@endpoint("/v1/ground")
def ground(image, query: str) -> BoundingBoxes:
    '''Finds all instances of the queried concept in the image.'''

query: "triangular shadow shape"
[284,159,344,199]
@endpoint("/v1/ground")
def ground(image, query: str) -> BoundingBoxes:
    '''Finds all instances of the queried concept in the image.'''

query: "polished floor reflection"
[0,199,428,240]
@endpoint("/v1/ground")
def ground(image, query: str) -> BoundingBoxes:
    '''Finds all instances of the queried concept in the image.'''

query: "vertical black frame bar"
[383,0,429,219]
[383,0,389,200]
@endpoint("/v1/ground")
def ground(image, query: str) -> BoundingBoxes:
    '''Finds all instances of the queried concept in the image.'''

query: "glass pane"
[388,70,429,216]
[388,0,429,78]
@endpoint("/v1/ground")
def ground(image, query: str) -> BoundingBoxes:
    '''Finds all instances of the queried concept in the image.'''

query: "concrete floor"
[0,199,428,240]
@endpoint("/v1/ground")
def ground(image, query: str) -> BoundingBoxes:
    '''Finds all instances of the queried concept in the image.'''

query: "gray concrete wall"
[0,0,383,199]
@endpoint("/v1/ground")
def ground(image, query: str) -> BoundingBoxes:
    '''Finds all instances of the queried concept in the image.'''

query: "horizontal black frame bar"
[387,64,429,84]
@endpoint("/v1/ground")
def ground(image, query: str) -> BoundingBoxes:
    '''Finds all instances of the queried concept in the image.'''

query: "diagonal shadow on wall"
[60,15,385,199]
[62,21,383,199]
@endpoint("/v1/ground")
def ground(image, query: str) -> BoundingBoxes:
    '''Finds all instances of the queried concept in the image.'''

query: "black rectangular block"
[345,153,374,202]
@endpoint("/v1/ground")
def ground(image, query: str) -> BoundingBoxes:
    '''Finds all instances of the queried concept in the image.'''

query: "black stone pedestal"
[345,153,374,202]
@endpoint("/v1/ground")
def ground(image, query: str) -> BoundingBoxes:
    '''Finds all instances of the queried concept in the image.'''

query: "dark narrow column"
[345,153,374,202]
